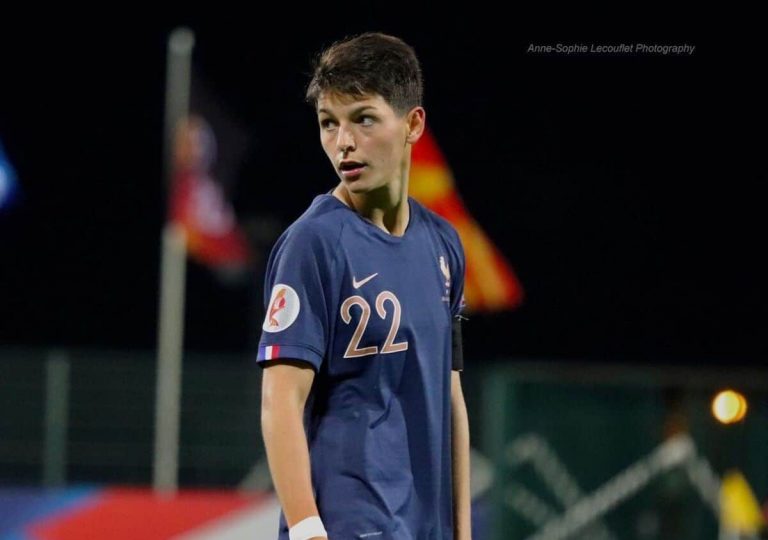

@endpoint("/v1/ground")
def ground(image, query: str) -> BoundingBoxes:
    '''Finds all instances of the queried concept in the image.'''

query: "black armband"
[451,317,464,371]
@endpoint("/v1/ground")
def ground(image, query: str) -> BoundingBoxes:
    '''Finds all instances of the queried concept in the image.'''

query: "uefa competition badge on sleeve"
[262,284,301,332]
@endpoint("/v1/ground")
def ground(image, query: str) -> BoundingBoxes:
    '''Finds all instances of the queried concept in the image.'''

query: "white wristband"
[289,516,328,540]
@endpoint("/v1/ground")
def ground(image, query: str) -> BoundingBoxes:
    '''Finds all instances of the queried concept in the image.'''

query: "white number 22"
[340,291,408,358]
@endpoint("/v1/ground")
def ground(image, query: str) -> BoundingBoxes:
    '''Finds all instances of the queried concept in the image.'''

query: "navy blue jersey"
[257,193,465,540]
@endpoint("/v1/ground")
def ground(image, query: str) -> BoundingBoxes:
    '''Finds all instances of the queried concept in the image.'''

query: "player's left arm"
[451,370,472,540]
[446,221,471,538]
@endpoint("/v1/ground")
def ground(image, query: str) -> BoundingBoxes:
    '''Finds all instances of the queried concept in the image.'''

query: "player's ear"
[405,106,426,145]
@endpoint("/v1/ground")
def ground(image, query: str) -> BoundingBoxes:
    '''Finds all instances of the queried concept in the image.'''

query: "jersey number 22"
[340,291,408,358]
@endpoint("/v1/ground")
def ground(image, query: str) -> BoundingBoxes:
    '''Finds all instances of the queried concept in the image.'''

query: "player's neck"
[334,173,410,237]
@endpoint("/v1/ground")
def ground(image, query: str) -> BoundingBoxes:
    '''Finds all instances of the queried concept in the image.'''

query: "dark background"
[0,14,764,364]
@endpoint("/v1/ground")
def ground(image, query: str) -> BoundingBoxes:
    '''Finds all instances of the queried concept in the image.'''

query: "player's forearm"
[261,401,322,528]
[451,381,472,540]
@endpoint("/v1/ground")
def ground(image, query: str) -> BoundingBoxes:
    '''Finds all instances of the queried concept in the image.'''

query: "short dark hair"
[305,32,423,116]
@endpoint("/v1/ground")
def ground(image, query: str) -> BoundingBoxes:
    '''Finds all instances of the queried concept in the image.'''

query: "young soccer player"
[258,32,471,540]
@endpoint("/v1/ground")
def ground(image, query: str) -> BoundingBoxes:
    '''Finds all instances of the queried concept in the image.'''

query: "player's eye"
[358,115,375,126]
[319,119,337,130]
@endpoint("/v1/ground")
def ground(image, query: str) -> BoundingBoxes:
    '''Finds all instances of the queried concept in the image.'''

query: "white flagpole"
[153,27,194,494]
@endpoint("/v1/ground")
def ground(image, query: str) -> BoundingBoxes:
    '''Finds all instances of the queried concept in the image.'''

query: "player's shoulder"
[411,197,463,248]
[278,193,348,249]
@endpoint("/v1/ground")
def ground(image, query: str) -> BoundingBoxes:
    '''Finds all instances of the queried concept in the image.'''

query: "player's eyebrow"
[317,105,378,117]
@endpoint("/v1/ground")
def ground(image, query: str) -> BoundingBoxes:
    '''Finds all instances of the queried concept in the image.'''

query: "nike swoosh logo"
[352,273,379,289]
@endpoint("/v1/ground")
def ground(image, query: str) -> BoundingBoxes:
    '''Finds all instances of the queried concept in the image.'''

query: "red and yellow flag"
[411,128,523,312]
[169,114,250,269]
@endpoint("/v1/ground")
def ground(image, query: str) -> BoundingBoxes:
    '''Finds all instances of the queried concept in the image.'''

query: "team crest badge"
[439,255,451,288]
[439,255,452,302]
[262,284,300,332]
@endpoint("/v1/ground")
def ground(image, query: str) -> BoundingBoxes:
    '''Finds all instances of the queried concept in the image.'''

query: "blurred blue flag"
[0,139,19,210]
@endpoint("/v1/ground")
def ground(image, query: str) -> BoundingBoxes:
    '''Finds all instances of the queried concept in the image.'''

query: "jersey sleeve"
[449,228,467,320]
[449,226,466,371]
[256,224,336,372]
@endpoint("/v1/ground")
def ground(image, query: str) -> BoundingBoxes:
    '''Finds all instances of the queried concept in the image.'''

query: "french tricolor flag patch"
[258,345,281,361]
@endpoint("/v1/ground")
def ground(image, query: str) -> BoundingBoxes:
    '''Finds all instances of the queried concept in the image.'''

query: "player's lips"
[339,160,366,179]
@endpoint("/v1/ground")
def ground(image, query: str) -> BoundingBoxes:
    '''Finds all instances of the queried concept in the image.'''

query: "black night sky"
[0,14,764,365]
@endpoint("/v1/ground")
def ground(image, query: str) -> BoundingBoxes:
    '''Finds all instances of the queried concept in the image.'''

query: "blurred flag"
[0,139,20,211]
[169,76,251,274]
[719,469,765,536]
[411,128,523,312]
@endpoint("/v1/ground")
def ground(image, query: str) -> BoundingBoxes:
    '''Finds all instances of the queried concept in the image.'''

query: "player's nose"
[336,125,356,153]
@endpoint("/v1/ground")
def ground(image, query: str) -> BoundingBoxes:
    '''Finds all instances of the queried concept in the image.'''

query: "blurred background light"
[712,389,748,424]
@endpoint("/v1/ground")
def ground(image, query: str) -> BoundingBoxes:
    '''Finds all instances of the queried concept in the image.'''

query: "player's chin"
[341,175,372,192]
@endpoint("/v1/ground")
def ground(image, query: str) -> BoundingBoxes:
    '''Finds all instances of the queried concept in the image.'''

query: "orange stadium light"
[712,389,748,424]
